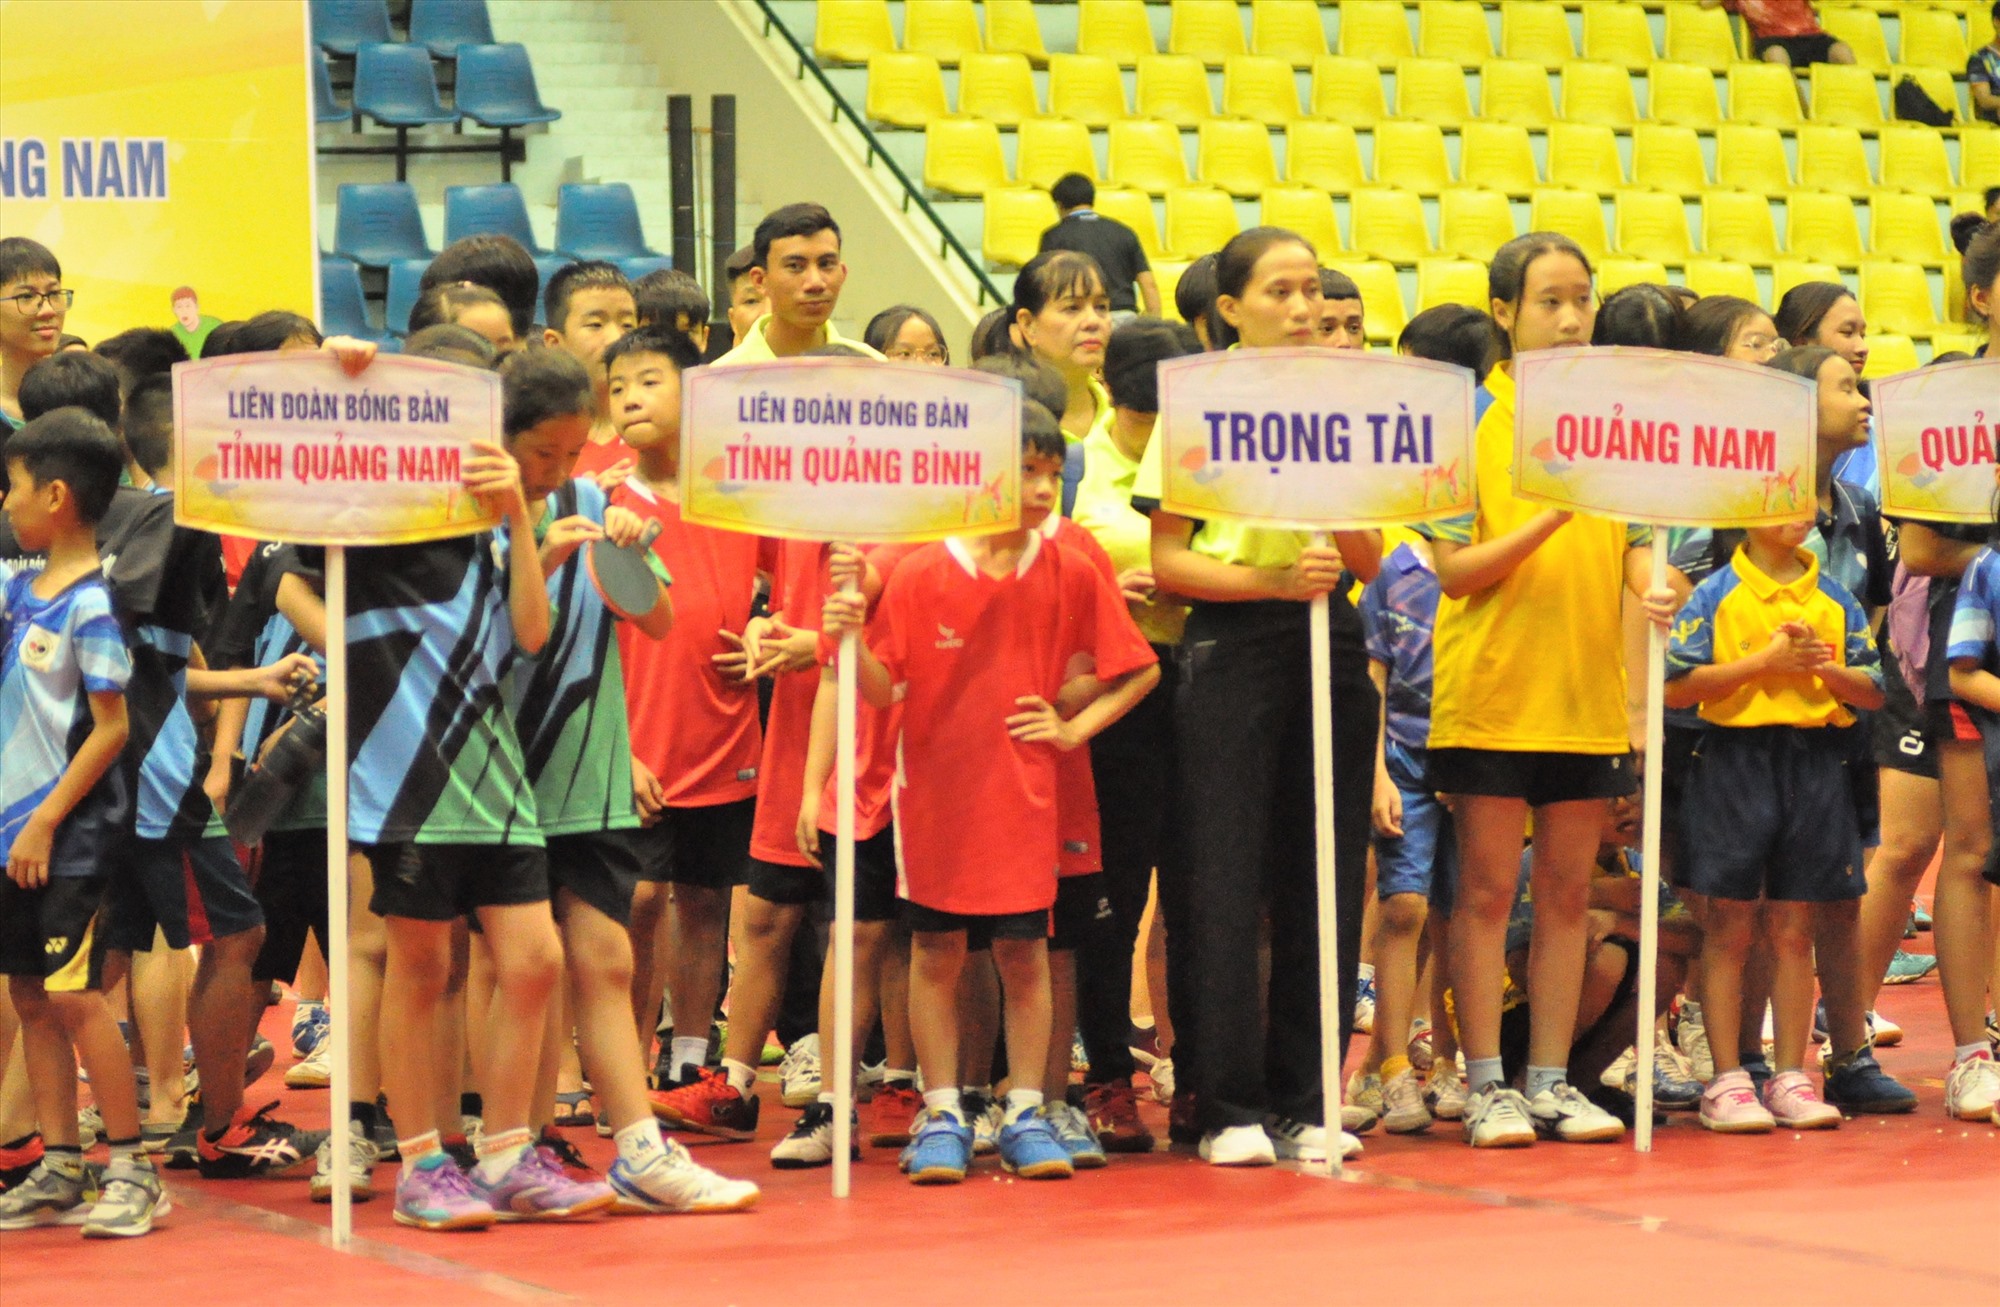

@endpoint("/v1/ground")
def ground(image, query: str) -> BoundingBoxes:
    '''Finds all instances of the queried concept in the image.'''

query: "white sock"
[1954,1043,1991,1064]
[883,1067,916,1086]
[670,1036,708,1082]
[614,1117,667,1170]
[472,1127,533,1183]
[922,1087,962,1121]
[1002,1088,1043,1124]
[721,1057,756,1094]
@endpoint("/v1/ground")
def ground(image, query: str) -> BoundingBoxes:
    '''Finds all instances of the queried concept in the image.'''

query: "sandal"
[553,1089,596,1128]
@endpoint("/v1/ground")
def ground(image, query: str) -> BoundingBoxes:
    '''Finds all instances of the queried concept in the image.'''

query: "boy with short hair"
[721,245,764,351]
[633,268,711,354]
[0,238,69,434]
[543,261,639,484]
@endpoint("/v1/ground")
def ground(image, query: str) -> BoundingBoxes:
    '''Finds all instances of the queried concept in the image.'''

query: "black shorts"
[1427,748,1638,806]
[1049,873,1112,952]
[364,841,549,922]
[747,824,900,923]
[109,835,264,952]
[902,901,1050,950]
[547,829,644,927]
[1681,727,1865,903]
[1872,663,1935,778]
[0,874,110,993]
[1925,698,1983,749]
[249,826,329,983]
[1754,32,1837,66]
[634,798,754,890]
[1498,937,1638,1084]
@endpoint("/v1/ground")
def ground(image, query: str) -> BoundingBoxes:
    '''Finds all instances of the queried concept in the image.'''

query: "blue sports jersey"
[125,518,229,841]
[212,543,326,832]
[1947,546,2000,674]
[1357,541,1439,750]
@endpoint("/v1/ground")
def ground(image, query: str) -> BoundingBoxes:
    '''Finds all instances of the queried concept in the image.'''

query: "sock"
[1002,1088,1043,1124]
[351,1100,379,1135]
[721,1057,756,1095]
[922,1087,962,1121]
[44,1145,84,1180]
[1466,1058,1505,1093]
[1954,1042,1991,1064]
[201,1104,243,1143]
[1380,1054,1412,1082]
[107,1137,141,1166]
[472,1126,533,1183]
[459,1092,483,1120]
[1524,1064,1565,1099]
[613,1117,667,1170]
[398,1130,444,1166]
[670,1036,708,1082]
[883,1068,916,1088]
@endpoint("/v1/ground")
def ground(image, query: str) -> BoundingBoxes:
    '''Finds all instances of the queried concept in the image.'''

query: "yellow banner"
[0,0,317,350]
[1874,358,2000,525]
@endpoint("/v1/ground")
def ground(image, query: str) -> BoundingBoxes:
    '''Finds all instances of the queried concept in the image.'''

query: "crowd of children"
[0,187,1996,1241]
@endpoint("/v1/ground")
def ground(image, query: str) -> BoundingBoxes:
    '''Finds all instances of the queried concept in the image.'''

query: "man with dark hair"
[422,234,542,340]
[1039,173,1158,322]
[1969,2,2000,124]
[0,237,69,434]
[633,268,711,353]
[718,205,881,362]
[720,246,764,354]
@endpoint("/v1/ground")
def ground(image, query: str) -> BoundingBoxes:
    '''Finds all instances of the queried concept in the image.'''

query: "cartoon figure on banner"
[1760,466,1804,514]
[963,471,1009,524]
[169,286,222,357]
[1177,444,1225,485]
[1421,458,1462,508]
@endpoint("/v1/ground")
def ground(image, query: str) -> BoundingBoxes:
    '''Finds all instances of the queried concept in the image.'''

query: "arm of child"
[1949,660,2000,713]
[1430,509,1571,600]
[795,667,839,867]
[1623,541,1684,629]
[819,588,894,708]
[8,690,128,889]
[1663,625,1817,709]
[206,696,247,812]
[185,651,318,700]
[276,573,329,654]
[1008,662,1162,752]
[1368,658,1402,838]
[1816,660,1885,711]
[538,515,603,576]
[1150,511,1342,603]
[464,440,552,655]
[1334,529,1384,585]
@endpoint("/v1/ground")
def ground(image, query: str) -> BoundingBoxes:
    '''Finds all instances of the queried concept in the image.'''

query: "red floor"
[7,934,1993,1305]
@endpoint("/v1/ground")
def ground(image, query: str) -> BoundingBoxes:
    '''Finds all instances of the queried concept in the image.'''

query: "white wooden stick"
[324,545,352,1244]
[830,564,859,1197]
[1308,531,1343,1177]
[1634,537,1667,1152]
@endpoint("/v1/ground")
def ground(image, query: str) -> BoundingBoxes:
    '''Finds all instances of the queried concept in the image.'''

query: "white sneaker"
[611,1139,760,1213]
[1198,1124,1275,1167]
[1463,1084,1536,1148]
[1424,1063,1469,1121]
[1600,1045,1638,1090]
[1147,1057,1175,1104]
[309,1118,377,1202]
[1264,1116,1362,1163]
[285,1032,331,1089]
[771,1102,858,1169]
[1677,998,1715,1083]
[1342,1071,1382,1133]
[1526,1081,1624,1143]
[1944,1052,2000,1121]
[778,1035,822,1109]
[961,1092,1003,1156]
[1866,1010,1903,1049]
[1381,1067,1433,1134]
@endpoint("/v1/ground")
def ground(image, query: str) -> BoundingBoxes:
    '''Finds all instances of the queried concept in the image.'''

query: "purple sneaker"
[393,1156,497,1231]
[468,1146,616,1222]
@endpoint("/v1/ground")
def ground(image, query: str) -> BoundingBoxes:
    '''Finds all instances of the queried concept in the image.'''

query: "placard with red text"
[1873,357,2000,525]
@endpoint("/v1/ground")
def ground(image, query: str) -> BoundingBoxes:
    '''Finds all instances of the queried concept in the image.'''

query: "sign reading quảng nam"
[1873,357,2000,525]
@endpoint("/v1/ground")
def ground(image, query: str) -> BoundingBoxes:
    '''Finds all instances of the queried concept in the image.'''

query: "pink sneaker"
[1699,1069,1775,1134]
[1762,1071,1841,1130]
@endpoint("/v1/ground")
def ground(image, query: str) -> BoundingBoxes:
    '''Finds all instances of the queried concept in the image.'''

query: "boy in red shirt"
[1700,1,1857,69]
[542,261,639,486]
[820,413,1160,1184]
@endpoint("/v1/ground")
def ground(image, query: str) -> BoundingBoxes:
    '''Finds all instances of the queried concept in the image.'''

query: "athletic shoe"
[1198,1124,1275,1167]
[1127,1022,1164,1068]
[864,1083,922,1148]
[1762,1071,1841,1130]
[139,1122,176,1155]
[371,1095,399,1160]
[80,1158,168,1238]
[1911,902,1933,932]
[244,1035,276,1089]
[899,1112,973,1184]
[649,1042,675,1091]
[1353,969,1377,1034]
[464,1145,614,1222]
[1407,1019,1435,1073]
[1883,948,1938,985]
[442,1132,478,1171]
[1463,1085,1535,1149]
[393,1157,496,1231]
[1944,1051,2000,1121]
[160,1098,203,1170]
[960,1090,1002,1156]
[1821,1048,1917,1115]
[1346,1072,1385,1123]
[1527,1081,1623,1142]
[76,1105,102,1151]
[1699,1069,1775,1134]
[1265,1116,1363,1162]
[610,1139,761,1213]
[310,1118,377,1203]
[1071,1038,1090,1076]
[997,1110,1073,1179]
[1045,1103,1106,1169]
[1675,997,1715,1083]
[648,1070,760,1141]
[1987,1010,1999,1052]
[0,1133,44,1191]
[1146,1057,1175,1105]
[290,1002,328,1059]
[1612,1035,1702,1110]
[1381,1067,1433,1134]
[769,1102,856,1169]
[778,1035,821,1109]
[534,1129,600,1181]
[284,1032,330,1089]
[1868,1010,1903,1048]
[1081,1080,1154,1153]
[196,1102,325,1178]
[0,1163,92,1229]
[1424,1063,1469,1121]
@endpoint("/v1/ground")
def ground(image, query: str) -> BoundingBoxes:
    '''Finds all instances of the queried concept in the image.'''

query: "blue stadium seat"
[409,0,495,60]
[353,43,460,178]
[617,255,675,281]
[455,44,561,180]
[312,0,391,57]
[444,184,551,254]
[554,184,659,261]
[333,182,435,268]
[313,48,348,124]
[318,255,377,339]
[385,258,430,335]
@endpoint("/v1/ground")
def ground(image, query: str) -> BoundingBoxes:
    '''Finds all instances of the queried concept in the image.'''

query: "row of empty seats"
[330,181,664,270]
[314,0,497,61]
[314,43,558,135]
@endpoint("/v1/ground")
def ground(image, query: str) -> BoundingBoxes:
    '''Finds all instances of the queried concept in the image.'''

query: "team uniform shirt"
[1666,545,1881,729]
[1358,542,1440,749]
[749,538,831,867]
[1070,423,1187,645]
[1423,364,1650,754]
[871,534,1156,915]
[1044,514,1142,876]
[814,542,924,842]
[126,517,230,841]
[1722,0,1824,38]
[572,434,634,484]
[714,316,884,366]
[0,567,131,874]
[342,535,541,847]
[210,543,325,831]
[1948,547,2000,677]
[612,477,773,808]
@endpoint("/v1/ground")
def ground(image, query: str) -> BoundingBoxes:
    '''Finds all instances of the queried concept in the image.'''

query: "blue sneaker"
[1353,969,1378,1034]
[1883,949,1938,985]
[1045,1102,1107,1169]
[291,1002,328,1059]
[1821,1049,1917,1115]
[899,1112,973,1185]
[997,1110,1074,1179]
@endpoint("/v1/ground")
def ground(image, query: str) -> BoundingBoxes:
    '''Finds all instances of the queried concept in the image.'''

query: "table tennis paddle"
[586,519,666,620]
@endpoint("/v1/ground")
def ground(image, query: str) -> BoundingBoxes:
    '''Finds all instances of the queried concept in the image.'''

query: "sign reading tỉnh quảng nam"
[1873,357,2000,526]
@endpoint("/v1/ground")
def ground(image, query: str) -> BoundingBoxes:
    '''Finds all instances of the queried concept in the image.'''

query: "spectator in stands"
[1039,174,1159,324]
[1700,1,1855,69]
[722,245,765,351]
[633,268,710,355]
[421,235,542,341]
[865,305,950,365]
[1970,3,2000,125]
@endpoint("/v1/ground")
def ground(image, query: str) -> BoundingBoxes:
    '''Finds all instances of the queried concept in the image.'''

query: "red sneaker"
[1082,1081,1156,1154]
[648,1070,761,1141]
[864,1084,923,1148]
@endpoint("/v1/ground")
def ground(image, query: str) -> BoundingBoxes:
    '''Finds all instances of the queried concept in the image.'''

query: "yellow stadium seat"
[1416,256,1491,310]
[1713,124,1793,194]
[1287,120,1366,191]
[957,52,1040,124]
[982,186,1058,266]
[1809,64,1884,129]
[1165,185,1242,258]
[1895,65,1964,121]
[1222,54,1302,125]
[1631,123,1710,193]
[1646,62,1723,130]
[1327,259,1409,340]
[1581,3,1656,71]
[1311,56,1390,125]
[1152,259,1191,316]
[1932,329,1987,358]
[1662,1,1737,72]
[1015,116,1098,189]
[984,0,1048,65]
[1261,184,1345,256]
[1860,259,1942,338]
[1351,186,1434,262]
[1373,120,1454,195]
[1438,186,1519,261]
[865,52,949,126]
[1396,56,1474,126]
[1958,131,2000,189]
[1197,118,1281,195]
[1419,1,1493,66]
[815,0,895,64]
[904,0,983,64]
[1107,118,1190,193]
[1899,7,1970,73]
[1094,185,1166,259]
[1771,259,1844,303]
[1728,62,1805,129]
[1947,256,1968,326]
[1614,190,1693,264]
[1596,258,1671,298]
[1499,1,1574,70]
[1478,58,1558,128]
[924,118,1009,194]
[1135,55,1215,128]
[1529,187,1609,263]
[1861,333,1920,379]
[1169,0,1247,64]
[1870,192,1951,264]
[1546,122,1625,192]
[1562,60,1639,129]
[1076,0,1156,64]
[1338,1,1416,68]
[1795,125,1872,197]
[1817,7,1891,73]
[1048,53,1129,126]
[1877,125,1956,195]
[1702,191,1781,264]
[1683,258,1761,301]
[1459,120,1539,194]
[1787,191,1865,264]
[1251,0,1329,66]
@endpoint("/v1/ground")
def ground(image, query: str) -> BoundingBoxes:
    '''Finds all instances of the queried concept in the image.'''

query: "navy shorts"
[0,874,111,992]
[1373,740,1458,917]
[109,835,264,952]
[902,901,1050,950]
[364,841,549,922]
[634,798,753,890]
[1681,727,1865,903]
[747,824,900,923]
[547,829,644,927]
[1427,747,1637,806]
[1871,662,1935,779]
[1050,872,1113,952]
